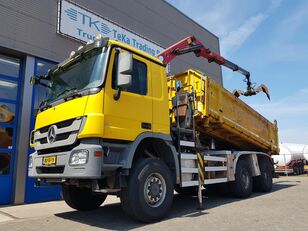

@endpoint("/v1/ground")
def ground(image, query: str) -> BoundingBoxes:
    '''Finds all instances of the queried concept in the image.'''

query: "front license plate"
[43,156,57,166]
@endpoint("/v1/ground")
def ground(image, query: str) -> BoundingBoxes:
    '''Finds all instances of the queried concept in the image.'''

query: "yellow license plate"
[43,156,57,166]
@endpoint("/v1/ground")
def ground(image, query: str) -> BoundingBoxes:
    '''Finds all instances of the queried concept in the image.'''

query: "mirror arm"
[113,87,122,100]
[39,82,51,89]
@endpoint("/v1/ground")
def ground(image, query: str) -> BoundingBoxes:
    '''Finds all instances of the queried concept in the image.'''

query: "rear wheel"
[254,158,273,192]
[293,165,300,175]
[120,158,174,222]
[62,185,107,211]
[230,158,253,198]
[300,164,305,175]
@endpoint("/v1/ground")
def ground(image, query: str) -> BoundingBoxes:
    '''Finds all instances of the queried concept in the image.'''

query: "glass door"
[0,54,21,204]
[24,58,61,203]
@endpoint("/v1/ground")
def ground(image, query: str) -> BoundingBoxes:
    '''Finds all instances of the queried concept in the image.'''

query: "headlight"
[69,150,89,166]
[28,156,33,168]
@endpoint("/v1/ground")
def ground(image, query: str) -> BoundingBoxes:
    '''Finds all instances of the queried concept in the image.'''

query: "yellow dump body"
[168,69,279,155]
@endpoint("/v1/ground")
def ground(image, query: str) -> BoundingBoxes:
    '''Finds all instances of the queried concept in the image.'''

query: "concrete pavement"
[0,176,307,231]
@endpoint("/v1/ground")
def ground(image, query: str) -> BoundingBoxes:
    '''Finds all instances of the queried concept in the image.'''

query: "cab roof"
[108,39,164,66]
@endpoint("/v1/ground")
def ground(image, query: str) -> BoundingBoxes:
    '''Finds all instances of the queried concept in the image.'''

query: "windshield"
[43,47,107,105]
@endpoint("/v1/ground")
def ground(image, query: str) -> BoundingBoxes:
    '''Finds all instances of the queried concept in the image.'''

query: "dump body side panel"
[168,69,279,154]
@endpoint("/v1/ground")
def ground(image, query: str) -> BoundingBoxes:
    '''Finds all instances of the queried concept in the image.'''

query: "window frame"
[111,49,148,96]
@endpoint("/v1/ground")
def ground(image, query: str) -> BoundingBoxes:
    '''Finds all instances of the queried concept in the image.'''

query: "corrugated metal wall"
[0,0,222,83]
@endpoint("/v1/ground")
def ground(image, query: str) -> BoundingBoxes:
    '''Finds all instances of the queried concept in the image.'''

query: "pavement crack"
[0,211,19,220]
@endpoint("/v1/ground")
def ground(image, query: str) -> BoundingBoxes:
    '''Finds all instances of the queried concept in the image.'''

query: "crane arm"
[156,36,250,78]
[156,36,270,100]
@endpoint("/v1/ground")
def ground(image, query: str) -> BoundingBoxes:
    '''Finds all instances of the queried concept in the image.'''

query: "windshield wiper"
[63,91,82,101]
[57,87,83,102]
[38,88,82,112]
[39,100,52,111]
[57,87,77,98]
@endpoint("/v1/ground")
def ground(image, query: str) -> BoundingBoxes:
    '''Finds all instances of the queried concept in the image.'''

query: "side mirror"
[30,75,51,88]
[117,52,132,89]
[30,75,41,85]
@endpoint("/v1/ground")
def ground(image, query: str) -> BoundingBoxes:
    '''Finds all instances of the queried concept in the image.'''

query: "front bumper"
[28,141,103,179]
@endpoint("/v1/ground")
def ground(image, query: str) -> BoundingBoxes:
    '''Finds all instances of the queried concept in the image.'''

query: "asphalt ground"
[0,175,307,231]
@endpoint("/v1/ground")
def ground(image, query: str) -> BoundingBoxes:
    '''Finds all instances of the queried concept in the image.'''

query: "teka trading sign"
[57,0,164,57]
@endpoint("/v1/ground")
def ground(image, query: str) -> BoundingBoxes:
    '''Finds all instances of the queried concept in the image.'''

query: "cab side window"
[112,51,147,95]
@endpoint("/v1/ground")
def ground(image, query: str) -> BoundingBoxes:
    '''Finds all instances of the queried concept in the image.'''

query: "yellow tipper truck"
[29,35,278,222]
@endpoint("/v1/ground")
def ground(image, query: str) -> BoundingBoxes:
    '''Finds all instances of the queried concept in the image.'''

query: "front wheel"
[62,185,107,211]
[120,158,174,222]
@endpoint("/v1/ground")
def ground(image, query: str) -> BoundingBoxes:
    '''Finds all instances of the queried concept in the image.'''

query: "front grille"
[39,133,70,145]
[38,118,75,133]
[39,138,48,144]
[34,117,83,151]
[36,166,65,174]
[55,133,70,141]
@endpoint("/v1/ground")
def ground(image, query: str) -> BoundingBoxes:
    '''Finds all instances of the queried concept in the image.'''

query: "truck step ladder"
[172,88,205,209]
[180,154,228,187]
[172,87,229,210]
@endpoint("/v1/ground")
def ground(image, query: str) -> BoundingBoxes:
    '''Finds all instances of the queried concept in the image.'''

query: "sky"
[166,0,308,144]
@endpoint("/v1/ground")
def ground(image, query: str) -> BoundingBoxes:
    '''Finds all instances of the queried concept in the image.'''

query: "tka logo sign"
[64,7,111,38]
[58,0,163,56]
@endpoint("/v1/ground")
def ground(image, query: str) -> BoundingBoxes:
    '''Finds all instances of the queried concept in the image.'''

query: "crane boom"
[156,36,250,77]
[156,36,270,100]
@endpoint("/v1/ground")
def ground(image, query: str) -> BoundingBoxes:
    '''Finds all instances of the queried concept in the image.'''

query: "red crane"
[156,36,270,100]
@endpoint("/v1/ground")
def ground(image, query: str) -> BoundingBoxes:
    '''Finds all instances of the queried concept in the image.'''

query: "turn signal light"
[94,151,103,157]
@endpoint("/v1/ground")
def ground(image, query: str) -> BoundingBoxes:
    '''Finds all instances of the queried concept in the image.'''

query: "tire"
[293,165,299,175]
[62,185,107,211]
[298,165,302,175]
[254,158,273,192]
[230,158,253,198]
[120,158,174,222]
[300,164,305,175]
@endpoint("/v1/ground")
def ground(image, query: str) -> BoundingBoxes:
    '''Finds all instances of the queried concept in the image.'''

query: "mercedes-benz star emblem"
[47,125,57,144]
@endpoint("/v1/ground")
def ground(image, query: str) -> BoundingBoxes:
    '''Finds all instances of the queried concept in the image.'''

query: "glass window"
[0,103,15,124]
[0,79,18,100]
[0,127,13,149]
[43,48,106,105]
[128,60,147,95]
[33,60,57,115]
[0,54,20,77]
[112,53,148,95]
[0,153,11,175]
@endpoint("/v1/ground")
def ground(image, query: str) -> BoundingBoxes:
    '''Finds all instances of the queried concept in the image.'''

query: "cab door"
[103,48,152,141]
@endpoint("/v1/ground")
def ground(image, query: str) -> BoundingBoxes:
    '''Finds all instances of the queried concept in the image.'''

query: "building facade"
[0,0,222,205]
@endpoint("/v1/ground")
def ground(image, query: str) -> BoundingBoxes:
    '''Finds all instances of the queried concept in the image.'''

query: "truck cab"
[29,36,173,177]
[29,36,180,221]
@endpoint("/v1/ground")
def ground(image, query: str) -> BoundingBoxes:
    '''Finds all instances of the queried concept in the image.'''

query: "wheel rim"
[143,173,166,208]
